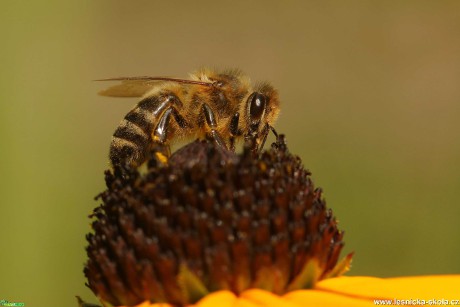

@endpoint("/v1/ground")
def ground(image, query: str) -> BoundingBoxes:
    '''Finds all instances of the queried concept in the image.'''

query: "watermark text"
[374,298,460,306]
[0,299,25,307]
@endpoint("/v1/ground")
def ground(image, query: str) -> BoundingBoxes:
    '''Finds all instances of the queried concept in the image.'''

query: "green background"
[1,1,459,306]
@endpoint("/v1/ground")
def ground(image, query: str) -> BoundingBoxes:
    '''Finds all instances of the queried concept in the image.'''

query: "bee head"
[245,83,280,142]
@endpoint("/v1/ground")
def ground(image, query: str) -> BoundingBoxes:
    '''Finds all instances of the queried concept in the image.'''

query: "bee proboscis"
[97,68,280,168]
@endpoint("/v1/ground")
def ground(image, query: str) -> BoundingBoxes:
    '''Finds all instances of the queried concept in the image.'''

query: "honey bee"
[98,68,280,168]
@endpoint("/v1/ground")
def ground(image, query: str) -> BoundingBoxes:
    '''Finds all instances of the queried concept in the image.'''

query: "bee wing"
[97,78,159,97]
[96,76,214,97]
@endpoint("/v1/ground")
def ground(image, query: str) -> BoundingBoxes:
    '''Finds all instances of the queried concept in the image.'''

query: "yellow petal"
[126,275,460,307]
[137,302,169,307]
[316,275,460,301]
[233,296,265,307]
[284,289,375,306]
[240,289,302,307]
[195,291,237,307]
[134,302,168,307]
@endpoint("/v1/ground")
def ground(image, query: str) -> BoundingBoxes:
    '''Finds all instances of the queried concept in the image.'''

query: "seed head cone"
[85,137,346,306]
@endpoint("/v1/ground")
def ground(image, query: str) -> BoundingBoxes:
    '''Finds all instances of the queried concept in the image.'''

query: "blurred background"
[1,1,459,306]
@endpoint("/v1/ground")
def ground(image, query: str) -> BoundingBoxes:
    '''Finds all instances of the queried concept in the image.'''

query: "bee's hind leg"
[202,103,228,149]
[148,105,188,168]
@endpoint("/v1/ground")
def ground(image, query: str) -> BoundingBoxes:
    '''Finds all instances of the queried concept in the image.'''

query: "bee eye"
[249,93,266,120]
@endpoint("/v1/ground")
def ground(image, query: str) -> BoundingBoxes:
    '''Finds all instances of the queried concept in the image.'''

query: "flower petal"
[135,302,168,307]
[316,275,460,300]
[195,291,237,307]
[284,289,375,306]
[241,289,303,307]
[126,275,460,307]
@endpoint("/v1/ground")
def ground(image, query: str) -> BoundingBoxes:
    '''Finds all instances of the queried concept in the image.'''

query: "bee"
[98,68,280,168]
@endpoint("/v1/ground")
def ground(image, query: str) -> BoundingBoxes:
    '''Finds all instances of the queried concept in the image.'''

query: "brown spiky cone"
[85,136,350,306]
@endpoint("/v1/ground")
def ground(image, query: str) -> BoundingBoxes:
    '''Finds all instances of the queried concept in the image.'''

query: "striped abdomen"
[109,98,156,167]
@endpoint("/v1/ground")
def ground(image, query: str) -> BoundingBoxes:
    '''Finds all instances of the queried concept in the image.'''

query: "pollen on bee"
[155,152,168,164]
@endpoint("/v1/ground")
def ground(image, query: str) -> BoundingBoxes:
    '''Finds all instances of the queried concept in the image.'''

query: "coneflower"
[84,136,351,306]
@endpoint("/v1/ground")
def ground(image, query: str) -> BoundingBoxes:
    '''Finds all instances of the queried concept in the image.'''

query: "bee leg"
[202,103,227,149]
[229,112,240,152]
[244,133,258,156]
[258,124,279,153]
[269,125,279,139]
[149,107,173,167]
[150,105,190,167]
[257,124,269,153]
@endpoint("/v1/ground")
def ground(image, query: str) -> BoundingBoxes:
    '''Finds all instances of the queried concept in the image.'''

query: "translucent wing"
[97,79,157,97]
[96,77,214,98]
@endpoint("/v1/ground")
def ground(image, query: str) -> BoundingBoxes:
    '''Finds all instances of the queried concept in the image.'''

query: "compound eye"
[249,92,266,120]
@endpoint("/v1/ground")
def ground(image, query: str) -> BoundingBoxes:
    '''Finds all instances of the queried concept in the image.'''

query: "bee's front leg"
[256,124,270,154]
[244,124,279,155]
[202,103,227,149]
[229,112,240,152]
[258,124,279,153]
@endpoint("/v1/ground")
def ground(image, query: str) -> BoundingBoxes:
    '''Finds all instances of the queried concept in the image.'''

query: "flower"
[83,137,460,307]
[84,136,350,306]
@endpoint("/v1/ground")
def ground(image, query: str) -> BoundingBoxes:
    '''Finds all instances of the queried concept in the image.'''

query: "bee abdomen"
[113,120,150,147]
[124,109,153,134]
[110,138,143,167]
[110,120,151,166]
